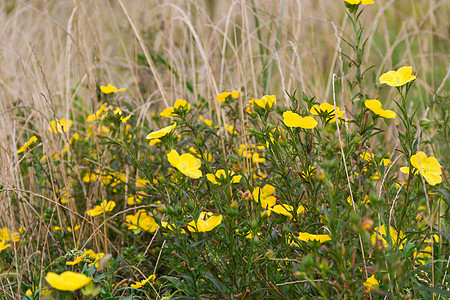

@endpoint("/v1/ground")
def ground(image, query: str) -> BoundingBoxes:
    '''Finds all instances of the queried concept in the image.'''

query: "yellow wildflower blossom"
[125,210,159,233]
[310,103,345,123]
[206,169,242,185]
[231,90,240,98]
[283,111,318,129]
[87,103,109,122]
[365,100,396,118]
[66,249,105,268]
[100,84,126,94]
[86,200,116,216]
[253,185,277,209]
[46,271,92,291]
[363,275,379,291]
[160,99,191,117]
[48,118,72,134]
[146,122,177,140]
[199,115,213,126]
[226,123,239,135]
[131,274,156,289]
[167,149,202,179]
[254,95,276,110]
[414,246,432,265]
[345,0,374,5]
[379,66,416,87]
[217,91,239,103]
[187,212,223,232]
[149,139,161,146]
[400,151,442,185]
[360,151,374,163]
[17,136,38,154]
[0,227,20,242]
[371,224,404,249]
[0,241,11,251]
[270,204,305,220]
[292,232,331,245]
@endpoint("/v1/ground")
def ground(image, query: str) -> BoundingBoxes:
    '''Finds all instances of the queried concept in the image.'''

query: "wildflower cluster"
[4,2,448,299]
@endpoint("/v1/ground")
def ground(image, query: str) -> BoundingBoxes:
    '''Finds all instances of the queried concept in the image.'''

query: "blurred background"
[0,0,448,147]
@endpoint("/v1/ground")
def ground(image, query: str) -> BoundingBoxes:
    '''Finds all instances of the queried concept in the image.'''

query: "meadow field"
[0,0,449,299]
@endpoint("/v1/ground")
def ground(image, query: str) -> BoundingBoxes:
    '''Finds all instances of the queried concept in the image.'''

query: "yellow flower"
[199,115,213,127]
[86,124,110,137]
[301,166,315,178]
[187,212,223,232]
[125,210,159,233]
[347,195,370,207]
[48,118,72,134]
[46,271,92,291]
[127,194,143,205]
[0,241,11,251]
[253,185,277,209]
[283,111,318,129]
[149,139,161,146]
[160,99,191,117]
[379,66,416,87]
[121,115,131,123]
[365,100,396,118]
[363,275,379,291]
[252,152,265,164]
[360,151,374,163]
[380,158,392,167]
[87,103,109,122]
[400,151,442,185]
[292,232,331,245]
[25,287,52,297]
[67,226,80,233]
[414,246,432,265]
[345,0,374,4]
[226,123,239,135]
[17,136,38,154]
[0,227,20,242]
[100,84,126,94]
[146,122,177,140]
[371,224,404,249]
[217,91,239,102]
[270,204,305,220]
[310,103,345,123]
[217,92,230,102]
[66,249,105,268]
[206,169,242,185]
[160,221,186,234]
[167,149,202,179]
[131,274,156,289]
[254,95,276,110]
[86,200,116,216]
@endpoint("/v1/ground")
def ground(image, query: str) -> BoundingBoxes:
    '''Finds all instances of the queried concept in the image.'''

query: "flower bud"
[419,119,431,129]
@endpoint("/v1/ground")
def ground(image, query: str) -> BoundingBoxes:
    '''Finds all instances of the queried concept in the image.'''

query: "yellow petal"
[46,271,92,291]
[363,275,379,291]
[410,151,427,170]
[160,107,175,118]
[206,174,219,184]
[217,92,230,102]
[283,111,318,129]
[424,173,442,186]
[146,122,177,140]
